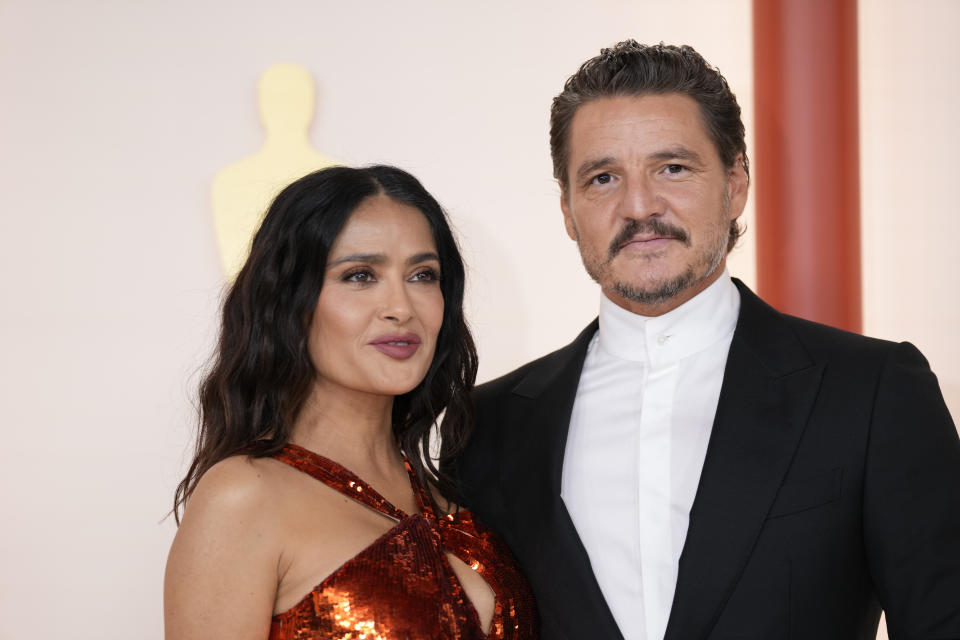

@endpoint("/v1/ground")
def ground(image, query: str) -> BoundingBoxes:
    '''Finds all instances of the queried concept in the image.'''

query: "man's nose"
[617,174,662,220]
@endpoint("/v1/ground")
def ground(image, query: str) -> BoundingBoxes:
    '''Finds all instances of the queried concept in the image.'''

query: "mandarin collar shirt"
[561,271,740,640]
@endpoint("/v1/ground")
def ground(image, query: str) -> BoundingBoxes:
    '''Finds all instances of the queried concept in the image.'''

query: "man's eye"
[591,173,613,185]
[666,164,687,175]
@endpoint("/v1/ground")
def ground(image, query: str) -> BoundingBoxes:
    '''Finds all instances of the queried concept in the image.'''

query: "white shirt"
[561,272,740,640]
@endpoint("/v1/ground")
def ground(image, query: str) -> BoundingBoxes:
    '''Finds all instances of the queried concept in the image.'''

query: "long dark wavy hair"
[174,165,478,523]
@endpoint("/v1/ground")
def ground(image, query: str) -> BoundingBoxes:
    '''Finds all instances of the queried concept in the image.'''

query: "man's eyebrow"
[326,253,386,269]
[648,146,704,165]
[575,156,617,183]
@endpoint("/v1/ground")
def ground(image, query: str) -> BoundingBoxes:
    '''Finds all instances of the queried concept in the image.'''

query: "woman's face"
[308,195,445,399]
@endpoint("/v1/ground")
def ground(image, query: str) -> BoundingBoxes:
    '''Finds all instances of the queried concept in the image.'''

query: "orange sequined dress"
[269,444,538,640]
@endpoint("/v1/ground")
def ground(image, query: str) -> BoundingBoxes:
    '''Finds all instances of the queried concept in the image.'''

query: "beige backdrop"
[0,1,956,638]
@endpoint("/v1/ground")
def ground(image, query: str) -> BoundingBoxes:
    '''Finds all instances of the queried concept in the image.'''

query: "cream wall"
[860,0,960,416]
[0,1,954,638]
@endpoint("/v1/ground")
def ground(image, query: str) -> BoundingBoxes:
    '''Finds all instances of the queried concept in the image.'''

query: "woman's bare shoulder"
[177,454,296,543]
[166,455,290,638]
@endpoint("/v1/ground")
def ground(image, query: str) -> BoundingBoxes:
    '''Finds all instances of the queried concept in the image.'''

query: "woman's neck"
[289,379,402,473]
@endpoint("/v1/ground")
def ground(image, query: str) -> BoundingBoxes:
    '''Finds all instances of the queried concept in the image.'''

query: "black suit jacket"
[452,281,960,640]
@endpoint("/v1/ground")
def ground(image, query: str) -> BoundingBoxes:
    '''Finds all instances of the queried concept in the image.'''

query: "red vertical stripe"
[753,0,862,333]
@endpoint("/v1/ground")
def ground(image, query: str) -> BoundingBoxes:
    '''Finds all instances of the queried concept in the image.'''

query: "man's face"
[560,93,748,316]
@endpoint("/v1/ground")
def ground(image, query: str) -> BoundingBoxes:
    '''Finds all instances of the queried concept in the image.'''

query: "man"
[450,41,960,639]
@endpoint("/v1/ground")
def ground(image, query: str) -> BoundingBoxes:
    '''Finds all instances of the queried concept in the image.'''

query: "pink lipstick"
[369,333,421,360]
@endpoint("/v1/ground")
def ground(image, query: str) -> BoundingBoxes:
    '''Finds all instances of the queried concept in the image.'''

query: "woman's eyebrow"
[327,252,439,269]
[407,252,440,265]
[326,253,385,269]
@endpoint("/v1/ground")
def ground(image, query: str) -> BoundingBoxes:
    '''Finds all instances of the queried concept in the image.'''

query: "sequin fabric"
[269,444,538,640]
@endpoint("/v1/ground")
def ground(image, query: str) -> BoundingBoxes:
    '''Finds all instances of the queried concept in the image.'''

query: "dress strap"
[404,458,437,518]
[274,444,407,520]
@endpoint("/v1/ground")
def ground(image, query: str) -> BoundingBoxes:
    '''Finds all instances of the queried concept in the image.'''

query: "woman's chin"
[363,376,427,398]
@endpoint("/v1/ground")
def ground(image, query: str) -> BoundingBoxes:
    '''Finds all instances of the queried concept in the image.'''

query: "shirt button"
[657,334,672,346]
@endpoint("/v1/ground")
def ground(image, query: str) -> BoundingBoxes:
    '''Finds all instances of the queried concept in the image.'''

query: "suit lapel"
[503,320,626,640]
[664,281,824,640]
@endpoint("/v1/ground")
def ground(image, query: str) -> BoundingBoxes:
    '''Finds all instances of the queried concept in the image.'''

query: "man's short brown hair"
[550,41,750,251]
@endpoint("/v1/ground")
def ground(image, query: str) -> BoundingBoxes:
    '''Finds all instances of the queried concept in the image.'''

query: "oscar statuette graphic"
[212,64,337,280]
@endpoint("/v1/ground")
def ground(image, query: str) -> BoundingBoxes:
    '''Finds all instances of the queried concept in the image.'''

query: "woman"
[165,165,537,639]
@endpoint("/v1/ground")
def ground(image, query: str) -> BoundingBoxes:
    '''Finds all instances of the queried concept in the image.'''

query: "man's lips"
[608,219,690,259]
[369,333,422,360]
[618,235,680,251]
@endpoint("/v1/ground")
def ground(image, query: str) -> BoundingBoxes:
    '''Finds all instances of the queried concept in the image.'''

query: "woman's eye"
[344,269,375,283]
[411,268,440,283]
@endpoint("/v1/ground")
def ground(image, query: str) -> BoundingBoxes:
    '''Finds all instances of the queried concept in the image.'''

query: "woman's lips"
[369,333,421,360]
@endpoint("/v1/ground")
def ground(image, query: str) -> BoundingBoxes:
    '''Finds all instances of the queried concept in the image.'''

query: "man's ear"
[727,154,749,221]
[560,186,578,241]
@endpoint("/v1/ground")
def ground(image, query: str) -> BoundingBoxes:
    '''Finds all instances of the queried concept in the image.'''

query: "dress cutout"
[269,444,538,640]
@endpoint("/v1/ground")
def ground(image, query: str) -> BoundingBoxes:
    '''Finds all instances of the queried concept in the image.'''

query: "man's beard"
[576,192,731,306]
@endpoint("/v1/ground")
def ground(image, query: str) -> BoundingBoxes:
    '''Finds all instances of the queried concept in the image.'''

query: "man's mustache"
[608,219,690,260]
